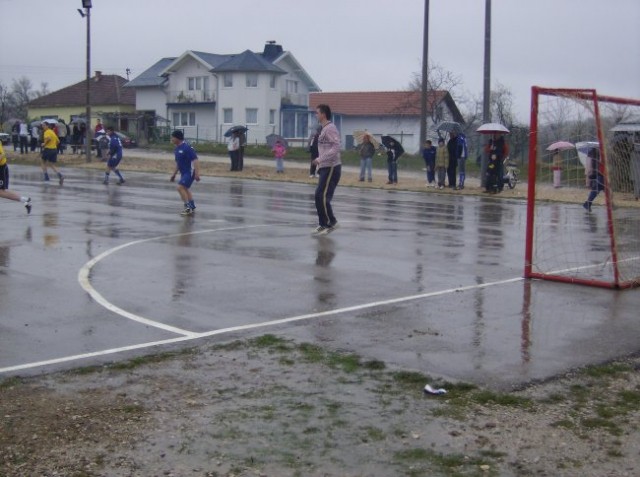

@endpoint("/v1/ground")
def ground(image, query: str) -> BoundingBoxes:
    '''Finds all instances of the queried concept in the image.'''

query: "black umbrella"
[224,125,248,137]
[381,135,405,157]
[266,133,288,148]
[434,121,462,134]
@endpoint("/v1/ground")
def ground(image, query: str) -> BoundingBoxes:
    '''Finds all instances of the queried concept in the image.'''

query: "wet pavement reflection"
[0,165,638,389]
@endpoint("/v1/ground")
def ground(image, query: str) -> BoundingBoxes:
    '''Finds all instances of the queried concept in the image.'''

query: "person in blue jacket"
[103,127,125,185]
[422,139,436,186]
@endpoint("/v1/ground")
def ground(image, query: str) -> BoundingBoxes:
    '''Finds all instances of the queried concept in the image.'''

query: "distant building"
[124,41,320,144]
[27,72,135,131]
[309,90,465,153]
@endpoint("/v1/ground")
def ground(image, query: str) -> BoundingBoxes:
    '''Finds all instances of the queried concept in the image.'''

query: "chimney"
[94,71,102,81]
[263,41,283,62]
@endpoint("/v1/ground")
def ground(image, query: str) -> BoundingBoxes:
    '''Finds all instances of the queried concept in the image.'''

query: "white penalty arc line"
[77,224,279,337]
[1,276,524,374]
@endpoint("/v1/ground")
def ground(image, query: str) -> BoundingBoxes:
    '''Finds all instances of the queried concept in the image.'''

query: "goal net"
[524,87,640,289]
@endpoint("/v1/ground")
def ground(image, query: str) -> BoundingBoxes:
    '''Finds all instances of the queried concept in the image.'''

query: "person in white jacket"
[311,104,341,235]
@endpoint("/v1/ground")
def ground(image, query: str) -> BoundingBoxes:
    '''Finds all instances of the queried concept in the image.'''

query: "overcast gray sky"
[1,0,638,122]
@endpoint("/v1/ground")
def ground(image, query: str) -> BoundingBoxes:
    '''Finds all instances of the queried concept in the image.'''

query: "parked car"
[115,131,137,148]
[91,131,137,152]
[0,132,10,145]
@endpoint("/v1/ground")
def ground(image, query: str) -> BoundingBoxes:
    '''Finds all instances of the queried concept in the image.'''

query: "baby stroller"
[503,157,519,189]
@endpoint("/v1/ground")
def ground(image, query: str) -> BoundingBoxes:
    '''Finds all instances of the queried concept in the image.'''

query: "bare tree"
[405,62,464,124]
[34,82,50,99]
[10,77,35,120]
[0,81,11,127]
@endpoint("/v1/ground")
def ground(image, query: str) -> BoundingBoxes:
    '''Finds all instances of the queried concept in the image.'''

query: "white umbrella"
[476,123,509,134]
[353,130,380,149]
[575,141,599,169]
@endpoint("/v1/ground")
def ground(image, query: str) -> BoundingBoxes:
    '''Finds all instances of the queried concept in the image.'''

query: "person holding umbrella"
[311,104,341,235]
[227,131,240,171]
[357,133,376,182]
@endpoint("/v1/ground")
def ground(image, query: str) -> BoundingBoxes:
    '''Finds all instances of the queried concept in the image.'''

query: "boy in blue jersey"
[103,127,125,185]
[169,130,200,216]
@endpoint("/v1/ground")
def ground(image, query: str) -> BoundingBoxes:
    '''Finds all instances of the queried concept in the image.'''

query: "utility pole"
[481,0,492,187]
[82,0,93,163]
[483,0,491,124]
[419,0,430,149]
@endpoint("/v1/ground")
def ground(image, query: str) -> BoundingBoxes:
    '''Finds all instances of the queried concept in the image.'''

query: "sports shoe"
[583,201,591,212]
[117,179,125,185]
[326,222,339,234]
[311,225,328,236]
[180,207,194,216]
[25,198,32,215]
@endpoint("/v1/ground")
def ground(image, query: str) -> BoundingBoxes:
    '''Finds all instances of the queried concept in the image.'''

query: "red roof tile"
[29,74,135,108]
[309,90,448,116]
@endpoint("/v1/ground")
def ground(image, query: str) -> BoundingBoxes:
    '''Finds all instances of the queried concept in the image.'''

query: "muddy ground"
[1,152,639,477]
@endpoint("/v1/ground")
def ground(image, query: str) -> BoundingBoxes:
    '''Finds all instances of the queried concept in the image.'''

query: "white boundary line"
[1,275,524,374]
[77,224,277,337]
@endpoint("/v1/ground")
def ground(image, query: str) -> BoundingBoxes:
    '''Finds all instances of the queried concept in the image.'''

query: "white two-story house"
[125,42,320,144]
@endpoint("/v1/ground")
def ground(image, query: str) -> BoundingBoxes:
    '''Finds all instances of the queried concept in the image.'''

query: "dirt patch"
[1,337,639,476]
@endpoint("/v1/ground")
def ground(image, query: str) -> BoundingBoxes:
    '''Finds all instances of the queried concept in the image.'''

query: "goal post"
[524,86,640,289]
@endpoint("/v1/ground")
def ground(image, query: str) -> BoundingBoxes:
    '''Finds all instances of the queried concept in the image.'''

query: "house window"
[269,109,276,125]
[245,108,258,124]
[286,80,298,93]
[270,74,277,89]
[245,73,258,88]
[223,74,233,88]
[173,112,196,127]
[223,108,233,124]
[188,76,209,91]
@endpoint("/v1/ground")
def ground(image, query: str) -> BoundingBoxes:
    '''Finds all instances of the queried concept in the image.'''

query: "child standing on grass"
[435,138,448,189]
[272,140,286,173]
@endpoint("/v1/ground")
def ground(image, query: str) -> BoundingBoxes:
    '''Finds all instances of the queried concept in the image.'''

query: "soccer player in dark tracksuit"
[311,104,341,236]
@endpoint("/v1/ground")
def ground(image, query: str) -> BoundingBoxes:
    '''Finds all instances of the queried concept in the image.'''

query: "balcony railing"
[167,90,215,104]
[282,93,308,107]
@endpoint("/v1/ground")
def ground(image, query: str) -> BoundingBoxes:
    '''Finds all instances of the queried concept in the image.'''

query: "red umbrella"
[546,141,575,151]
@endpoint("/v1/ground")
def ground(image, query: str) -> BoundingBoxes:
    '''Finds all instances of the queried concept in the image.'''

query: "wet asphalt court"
[1,164,638,389]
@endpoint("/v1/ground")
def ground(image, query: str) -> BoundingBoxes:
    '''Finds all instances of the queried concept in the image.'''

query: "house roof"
[127,44,316,91]
[309,90,453,117]
[124,58,175,87]
[29,73,135,107]
[214,49,286,74]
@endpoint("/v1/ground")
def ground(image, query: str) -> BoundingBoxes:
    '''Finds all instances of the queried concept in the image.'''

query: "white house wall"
[341,116,426,153]
[136,88,167,115]
[217,72,282,143]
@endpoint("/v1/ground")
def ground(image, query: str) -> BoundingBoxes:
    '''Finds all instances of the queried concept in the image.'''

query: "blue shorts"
[107,157,121,169]
[42,148,58,163]
[178,172,195,189]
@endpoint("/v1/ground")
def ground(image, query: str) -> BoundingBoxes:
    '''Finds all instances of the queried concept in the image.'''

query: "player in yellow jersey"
[41,121,64,185]
[0,141,32,214]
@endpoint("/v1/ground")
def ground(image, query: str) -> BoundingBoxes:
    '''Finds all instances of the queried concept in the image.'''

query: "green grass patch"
[0,376,24,389]
[581,417,623,436]
[249,334,292,352]
[583,362,632,378]
[470,390,532,408]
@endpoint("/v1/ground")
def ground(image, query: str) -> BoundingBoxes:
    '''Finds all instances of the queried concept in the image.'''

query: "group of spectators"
[10,119,90,155]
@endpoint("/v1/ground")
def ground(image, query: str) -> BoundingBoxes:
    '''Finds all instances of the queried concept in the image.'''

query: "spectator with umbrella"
[381,135,404,185]
[227,131,240,171]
